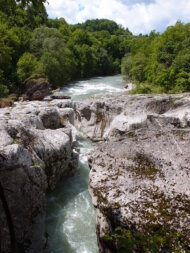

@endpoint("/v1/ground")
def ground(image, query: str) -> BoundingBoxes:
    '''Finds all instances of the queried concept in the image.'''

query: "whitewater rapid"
[61,75,129,102]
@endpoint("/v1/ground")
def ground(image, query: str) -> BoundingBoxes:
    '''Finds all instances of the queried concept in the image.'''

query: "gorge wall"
[1,89,190,253]
[0,97,78,253]
[75,92,190,252]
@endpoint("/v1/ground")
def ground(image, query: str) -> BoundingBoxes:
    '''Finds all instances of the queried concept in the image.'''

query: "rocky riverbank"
[1,88,190,253]
[0,97,78,253]
[75,92,190,252]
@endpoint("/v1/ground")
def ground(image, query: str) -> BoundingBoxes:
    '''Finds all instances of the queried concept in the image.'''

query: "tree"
[0,0,46,16]
[0,83,9,98]
[16,0,47,9]
[122,21,190,94]
[17,52,42,82]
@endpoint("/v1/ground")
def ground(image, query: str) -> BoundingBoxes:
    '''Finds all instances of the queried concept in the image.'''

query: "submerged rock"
[76,92,190,252]
[0,98,78,253]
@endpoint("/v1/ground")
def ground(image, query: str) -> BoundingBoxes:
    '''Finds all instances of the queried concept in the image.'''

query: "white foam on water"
[62,191,97,253]
[61,75,128,101]
[78,138,93,164]
[63,82,122,94]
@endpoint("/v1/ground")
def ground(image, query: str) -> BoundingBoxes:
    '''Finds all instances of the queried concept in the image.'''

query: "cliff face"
[75,93,190,252]
[0,98,78,253]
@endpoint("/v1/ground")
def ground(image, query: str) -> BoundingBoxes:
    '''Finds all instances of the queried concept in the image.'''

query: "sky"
[45,0,190,35]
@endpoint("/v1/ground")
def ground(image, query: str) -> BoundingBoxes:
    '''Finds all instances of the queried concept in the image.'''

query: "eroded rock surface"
[76,93,190,252]
[75,93,190,141]
[0,98,78,253]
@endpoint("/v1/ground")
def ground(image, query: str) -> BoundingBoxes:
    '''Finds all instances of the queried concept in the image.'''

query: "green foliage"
[102,226,189,253]
[17,52,43,82]
[122,21,190,94]
[30,26,77,86]
[0,83,9,98]
[71,19,131,35]
[30,20,131,85]
[0,0,47,95]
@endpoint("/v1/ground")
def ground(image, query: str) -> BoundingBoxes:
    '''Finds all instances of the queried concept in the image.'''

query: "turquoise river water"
[46,75,128,253]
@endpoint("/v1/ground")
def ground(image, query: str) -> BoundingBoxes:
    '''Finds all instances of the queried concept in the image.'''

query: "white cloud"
[45,0,190,34]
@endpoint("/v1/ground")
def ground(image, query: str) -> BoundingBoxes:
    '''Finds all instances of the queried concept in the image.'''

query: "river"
[46,75,128,253]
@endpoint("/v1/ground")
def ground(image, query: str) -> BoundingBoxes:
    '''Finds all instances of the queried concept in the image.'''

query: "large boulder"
[39,108,62,129]
[0,97,78,253]
[23,76,50,101]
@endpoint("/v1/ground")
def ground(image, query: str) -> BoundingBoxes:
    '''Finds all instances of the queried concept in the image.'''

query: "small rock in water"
[43,96,52,101]
[51,92,71,100]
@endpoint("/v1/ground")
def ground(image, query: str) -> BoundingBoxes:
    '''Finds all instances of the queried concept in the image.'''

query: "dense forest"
[122,22,190,94]
[0,0,131,99]
[0,0,190,99]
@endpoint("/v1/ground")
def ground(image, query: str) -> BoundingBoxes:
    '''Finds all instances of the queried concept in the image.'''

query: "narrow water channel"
[46,75,127,253]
